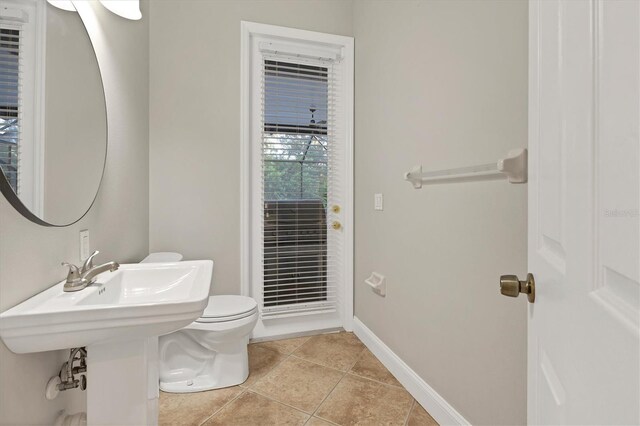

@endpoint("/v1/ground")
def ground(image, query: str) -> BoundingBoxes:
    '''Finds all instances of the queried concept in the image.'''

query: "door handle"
[500,273,535,303]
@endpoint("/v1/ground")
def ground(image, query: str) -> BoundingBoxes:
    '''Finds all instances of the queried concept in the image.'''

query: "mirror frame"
[0,4,108,227]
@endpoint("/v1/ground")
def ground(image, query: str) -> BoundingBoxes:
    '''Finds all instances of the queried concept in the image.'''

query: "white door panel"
[529,0,639,424]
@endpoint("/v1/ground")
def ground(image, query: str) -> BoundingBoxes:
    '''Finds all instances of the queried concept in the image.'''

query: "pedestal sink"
[0,260,213,425]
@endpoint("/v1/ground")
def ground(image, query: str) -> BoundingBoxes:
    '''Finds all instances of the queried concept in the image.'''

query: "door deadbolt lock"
[500,273,535,303]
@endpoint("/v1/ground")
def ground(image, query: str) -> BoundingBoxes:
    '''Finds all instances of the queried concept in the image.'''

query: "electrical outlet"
[79,229,90,261]
[374,193,383,211]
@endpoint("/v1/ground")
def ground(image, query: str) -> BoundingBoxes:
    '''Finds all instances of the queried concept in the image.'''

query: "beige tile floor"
[160,332,439,426]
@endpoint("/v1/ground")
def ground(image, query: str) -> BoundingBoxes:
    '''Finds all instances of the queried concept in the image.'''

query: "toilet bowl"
[159,295,258,393]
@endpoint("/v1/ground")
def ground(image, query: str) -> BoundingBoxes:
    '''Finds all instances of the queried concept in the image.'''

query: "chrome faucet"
[62,251,119,292]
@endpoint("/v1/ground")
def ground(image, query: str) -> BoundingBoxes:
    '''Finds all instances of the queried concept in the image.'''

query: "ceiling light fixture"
[99,0,141,21]
[46,0,76,12]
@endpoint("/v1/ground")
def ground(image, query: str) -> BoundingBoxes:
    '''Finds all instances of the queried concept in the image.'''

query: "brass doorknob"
[500,273,535,303]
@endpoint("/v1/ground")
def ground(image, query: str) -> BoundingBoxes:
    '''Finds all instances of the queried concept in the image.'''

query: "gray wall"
[352,1,528,424]
[0,1,149,424]
[148,0,353,295]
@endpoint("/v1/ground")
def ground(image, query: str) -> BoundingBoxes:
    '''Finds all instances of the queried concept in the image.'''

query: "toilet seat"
[196,295,258,323]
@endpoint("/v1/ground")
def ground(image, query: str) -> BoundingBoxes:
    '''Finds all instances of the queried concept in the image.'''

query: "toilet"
[158,295,258,393]
[142,252,258,393]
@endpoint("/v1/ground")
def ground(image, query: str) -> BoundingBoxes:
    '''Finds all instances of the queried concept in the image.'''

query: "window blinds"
[260,51,344,317]
[0,25,21,193]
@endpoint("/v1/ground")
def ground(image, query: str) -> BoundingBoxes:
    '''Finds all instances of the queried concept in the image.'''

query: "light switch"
[374,193,383,211]
[80,229,90,261]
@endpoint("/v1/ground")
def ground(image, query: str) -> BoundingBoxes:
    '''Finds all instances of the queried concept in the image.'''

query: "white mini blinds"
[259,49,345,318]
[0,25,21,193]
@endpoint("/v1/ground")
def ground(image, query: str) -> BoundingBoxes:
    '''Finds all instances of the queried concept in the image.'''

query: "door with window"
[242,23,353,339]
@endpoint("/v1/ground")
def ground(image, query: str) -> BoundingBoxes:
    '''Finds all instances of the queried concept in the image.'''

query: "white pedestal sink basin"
[0,260,213,425]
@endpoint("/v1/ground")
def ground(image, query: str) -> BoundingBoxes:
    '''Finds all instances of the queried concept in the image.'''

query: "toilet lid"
[197,295,257,323]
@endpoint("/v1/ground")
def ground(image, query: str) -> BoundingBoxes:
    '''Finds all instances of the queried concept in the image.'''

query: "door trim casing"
[239,21,354,336]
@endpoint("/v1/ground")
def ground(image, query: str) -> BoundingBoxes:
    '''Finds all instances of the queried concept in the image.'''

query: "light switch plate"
[79,229,90,261]
[374,193,383,211]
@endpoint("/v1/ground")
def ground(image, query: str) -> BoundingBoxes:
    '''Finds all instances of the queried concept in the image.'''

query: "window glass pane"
[262,59,330,308]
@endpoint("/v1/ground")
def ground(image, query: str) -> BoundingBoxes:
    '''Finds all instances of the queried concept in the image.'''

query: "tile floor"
[159,332,439,426]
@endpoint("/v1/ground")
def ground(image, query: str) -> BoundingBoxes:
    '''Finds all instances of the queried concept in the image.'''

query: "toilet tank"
[141,252,183,263]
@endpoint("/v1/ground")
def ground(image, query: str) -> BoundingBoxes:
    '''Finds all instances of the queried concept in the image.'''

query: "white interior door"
[528,0,639,424]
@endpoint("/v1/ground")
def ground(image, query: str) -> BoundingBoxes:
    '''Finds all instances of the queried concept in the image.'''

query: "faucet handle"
[61,262,82,284]
[81,250,100,274]
[62,262,89,292]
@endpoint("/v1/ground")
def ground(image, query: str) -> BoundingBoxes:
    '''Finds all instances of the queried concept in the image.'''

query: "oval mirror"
[0,0,107,226]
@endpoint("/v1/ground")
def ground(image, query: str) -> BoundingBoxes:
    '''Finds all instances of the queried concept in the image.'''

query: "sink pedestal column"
[87,337,159,425]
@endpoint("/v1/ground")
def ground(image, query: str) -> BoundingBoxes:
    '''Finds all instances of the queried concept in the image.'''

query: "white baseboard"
[353,317,470,426]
